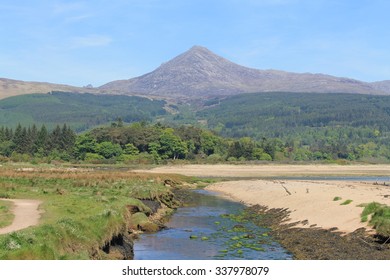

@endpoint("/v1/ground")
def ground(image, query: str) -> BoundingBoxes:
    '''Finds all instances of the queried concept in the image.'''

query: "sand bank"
[141,164,390,178]
[207,179,390,233]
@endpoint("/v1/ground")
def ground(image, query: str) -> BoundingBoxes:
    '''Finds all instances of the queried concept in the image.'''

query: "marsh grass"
[0,200,14,228]
[0,166,191,259]
[340,199,353,205]
[361,202,390,237]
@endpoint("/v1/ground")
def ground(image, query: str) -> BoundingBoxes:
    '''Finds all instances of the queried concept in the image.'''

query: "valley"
[1,46,390,260]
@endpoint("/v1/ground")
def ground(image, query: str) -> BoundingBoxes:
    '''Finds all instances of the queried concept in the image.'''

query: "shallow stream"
[134,189,292,260]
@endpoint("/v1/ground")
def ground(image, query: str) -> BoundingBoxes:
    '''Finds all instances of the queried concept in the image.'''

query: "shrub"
[84,153,104,163]
[206,154,224,163]
[227,157,237,162]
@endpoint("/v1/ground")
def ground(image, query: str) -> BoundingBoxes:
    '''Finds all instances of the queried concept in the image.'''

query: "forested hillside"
[191,92,390,160]
[0,92,167,131]
[197,92,390,138]
[2,91,390,163]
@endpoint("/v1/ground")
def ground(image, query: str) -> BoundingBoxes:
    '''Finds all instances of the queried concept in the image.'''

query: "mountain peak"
[188,45,209,51]
[99,46,388,99]
[163,45,229,68]
[185,45,218,57]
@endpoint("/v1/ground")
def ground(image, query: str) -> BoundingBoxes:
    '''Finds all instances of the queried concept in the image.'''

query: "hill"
[195,92,390,140]
[0,78,97,100]
[100,46,388,99]
[3,91,390,162]
[0,92,166,131]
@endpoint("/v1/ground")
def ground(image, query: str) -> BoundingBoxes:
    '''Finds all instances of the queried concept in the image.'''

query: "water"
[134,176,390,259]
[269,176,390,182]
[134,189,292,260]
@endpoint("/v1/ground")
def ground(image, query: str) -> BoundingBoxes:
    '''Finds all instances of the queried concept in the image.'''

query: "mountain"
[371,80,390,93]
[2,45,389,101]
[0,78,96,100]
[100,45,388,99]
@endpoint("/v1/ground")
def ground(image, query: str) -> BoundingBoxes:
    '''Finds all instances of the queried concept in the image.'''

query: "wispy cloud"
[64,14,93,23]
[70,35,112,48]
[228,0,302,6]
[52,1,85,15]
[49,1,96,24]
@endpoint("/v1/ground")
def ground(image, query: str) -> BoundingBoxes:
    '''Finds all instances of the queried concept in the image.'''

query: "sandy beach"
[142,164,390,178]
[138,164,390,234]
[207,179,390,234]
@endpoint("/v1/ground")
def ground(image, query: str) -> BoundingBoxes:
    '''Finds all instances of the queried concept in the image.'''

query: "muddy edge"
[248,205,390,260]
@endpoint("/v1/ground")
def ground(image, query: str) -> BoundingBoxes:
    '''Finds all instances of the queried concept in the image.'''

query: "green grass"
[0,200,14,228]
[333,196,342,201]
[361,202,390,237]
[0,168,186,259]
[340,199,353,205]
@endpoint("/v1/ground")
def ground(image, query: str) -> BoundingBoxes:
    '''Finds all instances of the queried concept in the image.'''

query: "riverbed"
[134,190,292,260]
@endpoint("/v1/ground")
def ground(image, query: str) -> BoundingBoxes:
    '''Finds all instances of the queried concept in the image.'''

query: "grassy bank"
[0,166,193,259]
[0,200,14,228]
[361,202,390,238]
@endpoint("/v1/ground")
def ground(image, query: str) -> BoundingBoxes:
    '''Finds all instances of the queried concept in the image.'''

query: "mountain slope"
[100,46,387,99]
[0,78,96,100]
[371,80,390,93]
[0,92,166,131]
[195,91,390,139]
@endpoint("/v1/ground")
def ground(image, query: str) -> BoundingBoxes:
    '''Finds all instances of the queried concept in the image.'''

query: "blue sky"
[1,0,390,86]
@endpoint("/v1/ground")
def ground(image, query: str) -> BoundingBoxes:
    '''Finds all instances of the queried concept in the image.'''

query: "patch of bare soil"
[0,199,42,234]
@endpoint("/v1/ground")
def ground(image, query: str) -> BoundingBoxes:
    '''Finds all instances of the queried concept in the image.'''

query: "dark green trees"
[0,123,76,159]
[2,120,389,163]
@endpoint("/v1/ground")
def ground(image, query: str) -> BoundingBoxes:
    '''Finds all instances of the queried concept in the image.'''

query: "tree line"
[1,121,390,164]
[0,124,76,161]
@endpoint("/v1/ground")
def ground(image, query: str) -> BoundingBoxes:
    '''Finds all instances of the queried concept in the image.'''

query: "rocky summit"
[99,45,388,99]
[2,45,390,100]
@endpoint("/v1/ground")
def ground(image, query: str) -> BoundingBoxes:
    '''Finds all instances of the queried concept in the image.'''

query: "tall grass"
[0,200,14,228]
[0,167,188,259]
[361,202,390,237]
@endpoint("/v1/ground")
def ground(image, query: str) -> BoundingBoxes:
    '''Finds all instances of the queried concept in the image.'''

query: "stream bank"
[126,190,390,260]
[133,189,292,260]
[103,178,390,260]
[98,182,182,260]
[248,205,390,259]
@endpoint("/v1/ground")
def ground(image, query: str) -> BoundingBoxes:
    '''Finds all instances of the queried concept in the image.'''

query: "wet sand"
[207,179,390,233]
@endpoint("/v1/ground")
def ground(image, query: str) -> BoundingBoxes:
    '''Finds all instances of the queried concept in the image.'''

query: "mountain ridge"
[1,45,390,100]
[0,77,97,100]
[99,45,389,99]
